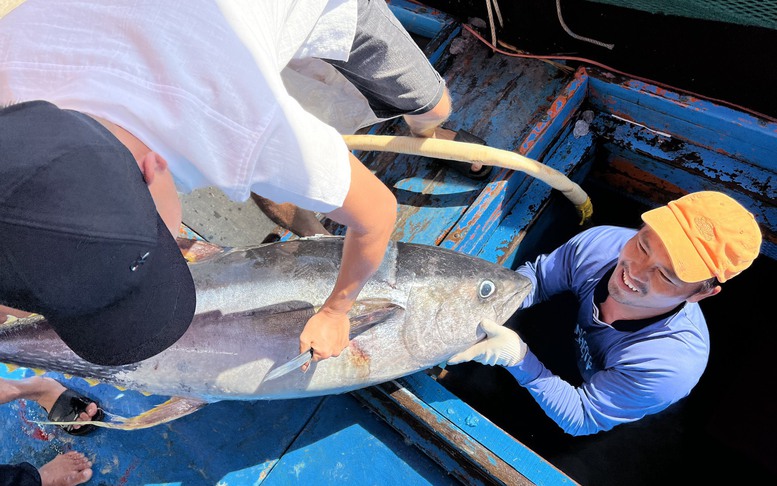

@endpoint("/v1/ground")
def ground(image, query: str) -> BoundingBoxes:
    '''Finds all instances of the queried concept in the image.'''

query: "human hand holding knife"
[262,302,400,382]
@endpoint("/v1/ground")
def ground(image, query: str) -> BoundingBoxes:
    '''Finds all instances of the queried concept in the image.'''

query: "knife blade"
[262,348,314,382]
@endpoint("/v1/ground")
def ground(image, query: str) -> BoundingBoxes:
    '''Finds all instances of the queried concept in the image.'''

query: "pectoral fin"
[348,299,404,336]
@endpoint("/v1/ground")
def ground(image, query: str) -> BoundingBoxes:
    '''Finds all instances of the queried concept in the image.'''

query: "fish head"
[380,243,532,361]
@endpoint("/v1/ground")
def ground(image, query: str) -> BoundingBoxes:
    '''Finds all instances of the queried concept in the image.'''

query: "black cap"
[0,101,195,365]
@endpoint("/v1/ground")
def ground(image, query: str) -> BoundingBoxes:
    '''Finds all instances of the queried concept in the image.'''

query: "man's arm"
[515,241,579,309]
[446,320,666,436]
[507,345,696,436]
[298,152,397,362]
[449,227,639,435]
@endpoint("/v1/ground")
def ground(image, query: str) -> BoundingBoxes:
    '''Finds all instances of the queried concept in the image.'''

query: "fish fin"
[35,396,209,431]
[349,299,404,335]
[0,313,44,329]
[176,237,226,263]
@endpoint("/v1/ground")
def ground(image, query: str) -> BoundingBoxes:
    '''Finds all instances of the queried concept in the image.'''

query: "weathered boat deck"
[2,1,775,484]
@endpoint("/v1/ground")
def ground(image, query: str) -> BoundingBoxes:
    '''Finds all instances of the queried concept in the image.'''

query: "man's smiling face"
[608,226,714,312]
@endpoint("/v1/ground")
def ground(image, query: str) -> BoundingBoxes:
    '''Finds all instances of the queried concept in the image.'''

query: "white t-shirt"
[0,0,356,213]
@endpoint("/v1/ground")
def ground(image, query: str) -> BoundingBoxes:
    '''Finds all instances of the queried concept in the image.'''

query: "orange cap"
[641,191,762,283]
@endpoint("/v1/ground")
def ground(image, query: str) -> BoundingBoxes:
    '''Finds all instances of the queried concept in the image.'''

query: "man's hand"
[299,307,351,369]
[448,319,527,367]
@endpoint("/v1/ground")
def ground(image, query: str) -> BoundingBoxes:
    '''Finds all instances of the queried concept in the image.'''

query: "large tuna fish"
[0,236,531,427]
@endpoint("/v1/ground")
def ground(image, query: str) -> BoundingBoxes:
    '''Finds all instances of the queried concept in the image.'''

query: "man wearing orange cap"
[448,191,762,436]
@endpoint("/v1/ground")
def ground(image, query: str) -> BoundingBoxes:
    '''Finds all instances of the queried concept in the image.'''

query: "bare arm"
[299,152,397,362]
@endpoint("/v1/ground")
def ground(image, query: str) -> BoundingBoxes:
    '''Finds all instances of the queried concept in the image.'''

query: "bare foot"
[428,126,457,141]
[37,451,93,486]
[251,193,331,237]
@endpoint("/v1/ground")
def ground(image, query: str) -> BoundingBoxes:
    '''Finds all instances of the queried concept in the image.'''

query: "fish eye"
[478,280,496,299]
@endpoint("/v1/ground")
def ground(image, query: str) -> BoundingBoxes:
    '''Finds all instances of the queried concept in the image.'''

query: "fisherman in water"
[448,191,762,436]
[1,1,468,483]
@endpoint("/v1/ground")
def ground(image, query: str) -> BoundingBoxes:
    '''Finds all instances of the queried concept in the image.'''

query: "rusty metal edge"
[352,380,535,486]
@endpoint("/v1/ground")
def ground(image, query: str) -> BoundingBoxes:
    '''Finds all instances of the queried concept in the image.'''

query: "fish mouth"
[493,279,532,324]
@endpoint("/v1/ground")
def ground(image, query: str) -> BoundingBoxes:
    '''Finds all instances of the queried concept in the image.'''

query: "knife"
[262,302,401,382]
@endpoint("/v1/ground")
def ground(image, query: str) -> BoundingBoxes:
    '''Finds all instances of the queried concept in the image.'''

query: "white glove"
[448,319,526,367]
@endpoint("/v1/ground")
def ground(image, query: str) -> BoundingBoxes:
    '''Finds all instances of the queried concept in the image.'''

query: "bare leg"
[250,193,331,238]
[37,451,93,486]
[403,87,452,138]
[403,88,483,172]
[0,377,98,431]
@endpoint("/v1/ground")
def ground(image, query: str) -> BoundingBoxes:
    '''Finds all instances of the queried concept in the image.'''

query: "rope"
[556,0,615,50]
[485,0,504,49]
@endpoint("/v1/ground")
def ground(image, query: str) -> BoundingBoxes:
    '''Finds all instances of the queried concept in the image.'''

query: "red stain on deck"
[17,400,51,441]
[117,460,139,486]
[29,427,50,441]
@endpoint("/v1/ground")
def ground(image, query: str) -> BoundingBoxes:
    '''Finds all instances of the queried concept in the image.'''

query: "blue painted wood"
[358,47,575,247]
[388,1,460,68]
[599,115,776,204]
[261,394,457,485]
[397,374,578,486]
[351,385,497,486]
[596,117,775,202]
[441,68,589,258]
[0,366,324,485]
[477,115,597,268]
[518,68,590,160]
[388,0,451,39]
[0,367,459,485]
[586,71,777,172]
[597,130,777,260]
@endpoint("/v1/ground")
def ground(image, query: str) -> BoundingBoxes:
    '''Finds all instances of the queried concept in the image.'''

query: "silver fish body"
[0,237,531,401]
